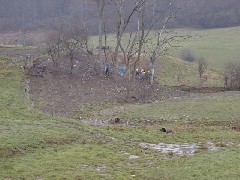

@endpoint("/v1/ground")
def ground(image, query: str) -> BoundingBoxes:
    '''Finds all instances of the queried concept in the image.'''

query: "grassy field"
[157,56,223,87]
[91,26,240,70]
[1,56,240,179]
[172,26,240,69]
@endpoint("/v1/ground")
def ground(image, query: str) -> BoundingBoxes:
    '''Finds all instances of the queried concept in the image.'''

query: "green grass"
[158,56,223,87]
[169,27,240,69]
[1,50,240,179]
[117,92,240,124]
[168,148,240,180]
[0,60,86,157]
[1,144,124,179]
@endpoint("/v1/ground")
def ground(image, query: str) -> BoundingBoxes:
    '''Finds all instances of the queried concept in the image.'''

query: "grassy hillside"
[0,46,239,179]
[172,26,240,69]
[157,56,223,87]
[0,59,92,158]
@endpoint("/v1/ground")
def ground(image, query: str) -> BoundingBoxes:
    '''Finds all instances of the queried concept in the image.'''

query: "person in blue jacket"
[120,66,125,76]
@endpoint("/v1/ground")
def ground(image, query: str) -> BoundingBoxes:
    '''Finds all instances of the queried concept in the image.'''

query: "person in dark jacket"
[104,63,110,76]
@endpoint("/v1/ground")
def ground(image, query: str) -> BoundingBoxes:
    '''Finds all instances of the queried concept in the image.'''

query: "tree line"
[0,0,240,33]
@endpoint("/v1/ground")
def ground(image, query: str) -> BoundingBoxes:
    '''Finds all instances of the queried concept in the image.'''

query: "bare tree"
[93,0,112,72]
[62,22,88,73]
[134,0,147,71]
[198,56,207,87]
[224,62,240,89]
[109,0,187,100]
[112,0,145,67]
[112,0,184,85]
[115,0,186,85]
[46,32,60,67]
[112,0,146,98]
[51,18,66,60]
[46,17,66,68]
[146,0,182,84]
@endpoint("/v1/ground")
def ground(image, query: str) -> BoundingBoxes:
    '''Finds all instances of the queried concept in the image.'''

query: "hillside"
[0,0,240,32]
[1,54,240,179]
[172,27,240,69]
[1,0,240,174]
[1,25,240,179]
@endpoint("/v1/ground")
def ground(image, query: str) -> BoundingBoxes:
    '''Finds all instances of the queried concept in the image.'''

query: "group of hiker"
[134,68,147,79]
[104,63,150,79]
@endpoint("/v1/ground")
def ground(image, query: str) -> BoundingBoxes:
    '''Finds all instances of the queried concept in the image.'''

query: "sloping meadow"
[1,51,240,179]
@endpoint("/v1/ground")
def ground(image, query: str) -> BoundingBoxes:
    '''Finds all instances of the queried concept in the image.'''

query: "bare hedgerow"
[179,48,197,62]
[224,62,240,89]
[198,56,207,87]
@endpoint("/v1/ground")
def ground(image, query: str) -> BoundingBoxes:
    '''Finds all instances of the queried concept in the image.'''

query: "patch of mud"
[129,155,140,159]
[96,166,106,172]
[206,142,219,151]
[82,118,126,126]
[82,118,146,127]
[82,119,110,126]
[26,53,195,117]
[100,106,125,116]
[140,142,219,157]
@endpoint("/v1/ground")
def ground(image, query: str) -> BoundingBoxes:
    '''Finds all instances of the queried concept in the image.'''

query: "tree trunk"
[97,2,104,73]
[150,54,156,84]
[126,61,131,99]
[150,62,155,84]
[98,16,103,66]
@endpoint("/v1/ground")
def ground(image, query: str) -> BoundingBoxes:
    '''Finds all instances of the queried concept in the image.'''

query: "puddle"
[206,142,219,151]
[83,119,109,126]
[140,142,219,156]
[129,155,140,160]
[96,166,106,172]
[83,118,144,127]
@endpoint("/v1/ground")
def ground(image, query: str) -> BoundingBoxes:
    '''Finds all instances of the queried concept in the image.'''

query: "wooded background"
[0,0,239,33]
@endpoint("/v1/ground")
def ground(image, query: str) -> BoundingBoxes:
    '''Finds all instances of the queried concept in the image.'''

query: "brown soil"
[27,50,208,117]
[26,57,238,117]
[2,46,236,118]
[27,54,165,117]
[28,63,240,117]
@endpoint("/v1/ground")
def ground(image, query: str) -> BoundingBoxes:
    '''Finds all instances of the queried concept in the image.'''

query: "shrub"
[198,56,207,87]
[224,62,240,89]
[179,48,197,62]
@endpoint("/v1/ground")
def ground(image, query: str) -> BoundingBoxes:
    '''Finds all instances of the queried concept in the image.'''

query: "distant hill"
[176,0,240,28]
[0,0,240,33]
